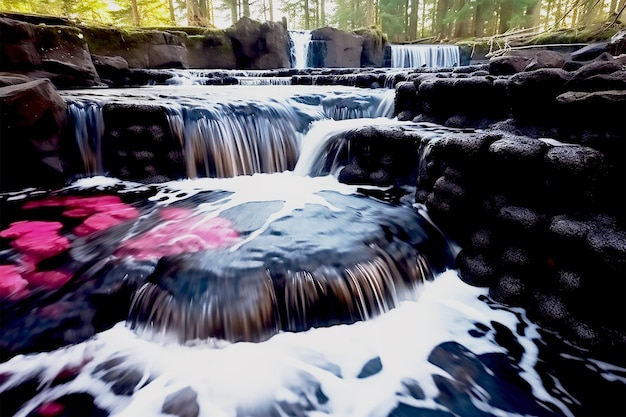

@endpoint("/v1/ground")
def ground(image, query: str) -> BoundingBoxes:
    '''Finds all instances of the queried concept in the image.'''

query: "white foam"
[0,270,575,417]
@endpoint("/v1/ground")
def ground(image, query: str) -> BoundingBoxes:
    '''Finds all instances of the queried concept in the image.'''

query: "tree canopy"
[1,0,623,41]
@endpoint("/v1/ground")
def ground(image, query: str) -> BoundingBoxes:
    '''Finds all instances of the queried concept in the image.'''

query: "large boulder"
[185,29,237,69]
[82,27,188,69]
[0,77,68,191]
[310,27,364,68]
[0,17,101,86]
[35,24,101,86]
[355,28,386,67]
[0,17,41,71]
[225,17,290,69]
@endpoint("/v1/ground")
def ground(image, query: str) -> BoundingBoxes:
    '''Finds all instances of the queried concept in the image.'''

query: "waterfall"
[289,30,312,69]
[67,100,105,175]
[61,86,395,180]
[390,44,460,68]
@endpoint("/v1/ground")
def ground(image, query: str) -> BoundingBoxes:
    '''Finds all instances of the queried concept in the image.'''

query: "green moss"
[455,39,491,57]
[35,25,86,50]
[529,23,624,45]
[80,26,128,53]
[354,27,388,44]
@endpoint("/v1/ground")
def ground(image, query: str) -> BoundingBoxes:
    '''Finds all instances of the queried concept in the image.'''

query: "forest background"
[1,0,624,44]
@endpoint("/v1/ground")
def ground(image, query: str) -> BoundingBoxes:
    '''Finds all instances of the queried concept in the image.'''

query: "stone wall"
[341,46,626,359]
[0,13,390,88]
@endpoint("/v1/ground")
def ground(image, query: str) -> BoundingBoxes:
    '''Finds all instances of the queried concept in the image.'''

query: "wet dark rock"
[569,58,624,80]
[531,292,569,324]
[311,27,363,68]
[496,206,542,233]
[556,89,626,133]
[500,247,532,270]
[469,229,494,250]
[225,17,290,69]
[523,50,565,71]
[489,274,527,305]
[400,378,426,399]
[570,42,609,61]
[456,251,497,287]
[185,30,237,69]
[428,342,562,417]
[545,145,607,207]
[101,367,146,396]
[556,269,583,295]
[507,68,571,123]
[355,28,386,67]
[565,69,626,92]
[608,29,626,55]
[488,55,530,75]
[101,103,185,182]
[417,75,509,124]
[0,77,68,191]
[586,225,626,271]
[0,17,41,71]
[388,403,455,417]
[394,81,418,117]
[357,356,383,378]
[162,387,200,417]
[92,54,129,86]
[488,135,547,162]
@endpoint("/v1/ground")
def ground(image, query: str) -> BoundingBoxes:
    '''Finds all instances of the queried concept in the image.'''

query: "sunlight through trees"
[0,0,623,40]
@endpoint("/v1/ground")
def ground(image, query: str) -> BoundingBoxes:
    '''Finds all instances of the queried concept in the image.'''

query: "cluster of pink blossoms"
[0,195,139,300]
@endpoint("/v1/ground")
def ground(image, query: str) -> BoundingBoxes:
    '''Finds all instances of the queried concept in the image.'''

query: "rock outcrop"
[225,17,290,69]
[310,27,364,68]
[0,76,71,191]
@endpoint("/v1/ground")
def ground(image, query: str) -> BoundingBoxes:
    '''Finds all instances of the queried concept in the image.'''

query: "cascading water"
[62,85,395,179]
[0,81,624,417]
[289,30,312,69]
[390,44,461,68]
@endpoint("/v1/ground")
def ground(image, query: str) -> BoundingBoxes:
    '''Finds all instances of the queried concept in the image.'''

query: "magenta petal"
[74,213,125,237]
[22,197,67,209]
[26,270,73,290]
[11,232,71,258]
[36,402,65,417]
[0,265,30,300]
[62,207,95,218]
[64,195,123,209]
[116,215,240,260]
[0,221,63,239]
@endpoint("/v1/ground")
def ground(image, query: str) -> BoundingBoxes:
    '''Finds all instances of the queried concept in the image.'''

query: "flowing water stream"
[0,83,625,417]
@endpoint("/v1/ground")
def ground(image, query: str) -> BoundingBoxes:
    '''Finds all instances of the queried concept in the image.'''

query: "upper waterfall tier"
[390,44,461,68]
[63,86,395,181]
[289,30,313,69]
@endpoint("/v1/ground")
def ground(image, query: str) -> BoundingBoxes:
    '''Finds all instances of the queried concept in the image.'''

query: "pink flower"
[26,270,73,290]
[11,232,71,259]
[73,212,126,237]
[36,402,65,417]
[0,221,63,239]
[116,211,240,260]
[0,265,29,300]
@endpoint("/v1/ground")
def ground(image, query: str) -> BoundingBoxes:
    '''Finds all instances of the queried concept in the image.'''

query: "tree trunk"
[473,1,485,37]
[409,0,419,39]
[434,0,451,38]
[242,0,250,17]
[498,0,512,33]
[525,0,541,28]
[305,0,310,29]
[453,0,467,37]
[168,0,176,24]
[230,0,238,24]
[269,0,274,20]
[320,0,325,25]
[131,0,140,26]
